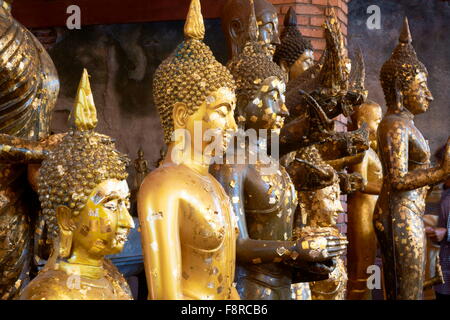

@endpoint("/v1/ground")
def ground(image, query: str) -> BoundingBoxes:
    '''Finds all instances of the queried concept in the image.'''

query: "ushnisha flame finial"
[284,6,297,27]
[248,0,259,42]
[399,16,412,44]
[71,68,98,131]
[184,0,205,40]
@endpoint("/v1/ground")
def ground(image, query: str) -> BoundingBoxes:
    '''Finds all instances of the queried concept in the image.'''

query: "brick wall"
[271,0,348,61]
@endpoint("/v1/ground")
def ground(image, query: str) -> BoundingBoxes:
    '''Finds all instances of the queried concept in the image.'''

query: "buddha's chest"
[244,162,298,240]
[179,180,236,251]
[408,126,430,168]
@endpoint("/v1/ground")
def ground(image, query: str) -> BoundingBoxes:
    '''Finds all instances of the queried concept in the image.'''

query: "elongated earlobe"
[56,206,76,258]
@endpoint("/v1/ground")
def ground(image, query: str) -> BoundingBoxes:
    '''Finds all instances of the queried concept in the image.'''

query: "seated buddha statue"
[137,0,240,300]
[19,69,134,300]
[211,3,347,300]
[273,7,315,82]
[374,17,450,300]
[0,0,60,299]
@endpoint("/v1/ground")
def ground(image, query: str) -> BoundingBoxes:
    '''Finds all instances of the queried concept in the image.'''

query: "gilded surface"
[139,0,239,300]
[0,0,59,299]
[19,70,133,300]
[212,4,346,300]
[347,101,383,300]
[374,17,450,300]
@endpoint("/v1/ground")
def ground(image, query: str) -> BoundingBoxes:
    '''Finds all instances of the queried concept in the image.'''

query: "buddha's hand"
[293,231,348,263]
[339,172,365,194]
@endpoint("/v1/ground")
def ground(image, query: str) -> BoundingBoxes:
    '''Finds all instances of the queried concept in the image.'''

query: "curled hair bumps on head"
[153,0,236,144]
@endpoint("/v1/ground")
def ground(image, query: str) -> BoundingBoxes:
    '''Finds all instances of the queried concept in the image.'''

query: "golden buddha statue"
[211,3,347,300]
[273,7,314,82]
[0,0,60,299]
[347,100,383,300]
[375,17,450,300]
[19,69,134,300]
[138,0,239,300]
[221,0,280,60]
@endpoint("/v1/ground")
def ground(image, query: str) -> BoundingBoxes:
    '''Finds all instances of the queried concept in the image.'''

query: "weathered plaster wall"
[348,0,450,160]
[48,19,228,193]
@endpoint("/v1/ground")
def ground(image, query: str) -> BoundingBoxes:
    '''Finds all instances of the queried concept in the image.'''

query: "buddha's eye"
[104,199,118,211]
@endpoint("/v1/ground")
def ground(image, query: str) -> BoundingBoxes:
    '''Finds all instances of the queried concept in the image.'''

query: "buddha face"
[242,76,288,133]
[402,71,433,115]
[357,103,382,142]
[257,11,280,56]
[177,87,237,159]
[289,49,314,80]
[314,183,343,226]
[67,179,134,258]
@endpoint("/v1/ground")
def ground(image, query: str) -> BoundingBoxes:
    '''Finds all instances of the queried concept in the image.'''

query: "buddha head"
[153,0,237,162]
[350,100,382,148]
[38,69,134,262]
[221,0,280,59]
[380,17,433,115]
[274,7,314,80]
[227,3,288,134]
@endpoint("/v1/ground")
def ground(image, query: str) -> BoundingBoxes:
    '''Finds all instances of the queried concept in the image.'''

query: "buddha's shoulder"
[140,165,206,191]
[19,269,72,300]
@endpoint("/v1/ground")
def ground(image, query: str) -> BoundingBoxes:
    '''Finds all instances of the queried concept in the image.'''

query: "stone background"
[348,0,450,159]
[47,20,229,196]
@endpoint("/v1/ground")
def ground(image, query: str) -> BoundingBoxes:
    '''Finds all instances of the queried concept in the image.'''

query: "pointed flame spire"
[399,16,412,44]
[248,0,259,42]
[284,6,297,27]
[71,68,97,131]
[184,0,205,40]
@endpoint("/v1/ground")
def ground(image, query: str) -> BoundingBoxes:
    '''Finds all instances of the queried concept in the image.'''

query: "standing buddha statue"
[273,7,315,82]
[0,0,60,299]
[19,69,134,300]
[138,0,240,300]
[221,0,280,60]
[211,2,347,300]
[375,17,450,300]
[347,100,383,300]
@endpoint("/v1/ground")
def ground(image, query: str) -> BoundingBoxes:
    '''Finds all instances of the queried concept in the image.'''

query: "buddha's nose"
[426,90,434,102]
[119,205,135,229]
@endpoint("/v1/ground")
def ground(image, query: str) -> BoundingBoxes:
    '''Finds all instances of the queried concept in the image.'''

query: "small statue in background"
[0,0,60,299]
[138,0,240,300]
[346,100,383,300]
[221,0,280,60]
[375,17,450,300]
[19,69,134,300]
[134,147,149,190]
[273,7,314,82]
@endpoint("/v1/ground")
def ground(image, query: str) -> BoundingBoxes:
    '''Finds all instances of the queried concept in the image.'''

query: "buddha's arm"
[137,180,182,300]
[326,152,365,171]
[212,164,296,264]
[0,133,46,163]
[382,126,447,191]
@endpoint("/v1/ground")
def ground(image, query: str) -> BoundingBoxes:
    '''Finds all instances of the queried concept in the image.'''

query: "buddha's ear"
[173,102,189,129]
[229,18,243,41]
[56,206,76,258]
[279,60,289,75]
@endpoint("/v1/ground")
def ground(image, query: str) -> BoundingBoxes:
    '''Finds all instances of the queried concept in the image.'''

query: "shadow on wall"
[348,0,450,160]
[48,18,229,187]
